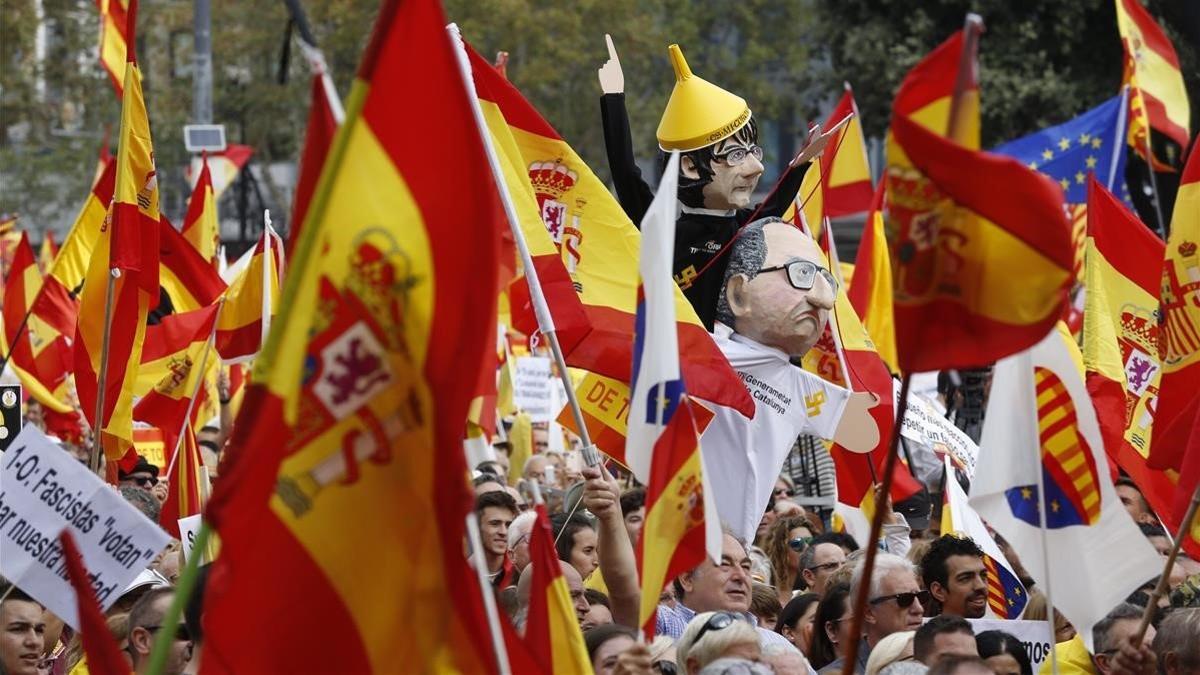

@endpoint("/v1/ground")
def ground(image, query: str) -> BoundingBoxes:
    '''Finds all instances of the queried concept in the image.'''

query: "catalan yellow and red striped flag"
[525,504,592,673]
[37,232,58,273]
[1116,0,1191,167]
[74,0,161,460]
[466,44,754,418]
[848,183,898,373]
[134,303,218,536]
[200,1,505,671]
[0,233,74,413]
[215,226,282,362]
[1081,177,1177,526]
[885,25,1074,372]
[1153,144,1200,472]
[182,153,219,263]
[96,0,129,96]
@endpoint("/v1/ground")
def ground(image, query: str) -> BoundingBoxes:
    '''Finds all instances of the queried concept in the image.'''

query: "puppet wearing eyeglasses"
[701,217,881,542]
[598,39,811,330]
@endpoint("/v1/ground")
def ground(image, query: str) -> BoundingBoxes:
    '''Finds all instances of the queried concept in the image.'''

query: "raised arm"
[599,34,654,225]
[581,463,640,627]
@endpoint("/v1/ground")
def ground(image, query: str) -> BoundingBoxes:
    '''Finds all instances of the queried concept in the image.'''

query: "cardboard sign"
[900,392,979,478]
[512,356,554,421]
[0,426,170,629]
[966,619,1054,672]
[0,385,21,452]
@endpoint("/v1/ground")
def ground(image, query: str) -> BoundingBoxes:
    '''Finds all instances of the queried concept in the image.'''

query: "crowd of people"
[463,427,1200,675]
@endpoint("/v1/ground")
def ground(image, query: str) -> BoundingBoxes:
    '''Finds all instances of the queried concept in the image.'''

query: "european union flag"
[993,94,1133,206]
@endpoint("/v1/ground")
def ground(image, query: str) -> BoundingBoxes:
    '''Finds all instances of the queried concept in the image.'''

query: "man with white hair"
[821,553,927,675]
[513,560,589,633]
[507,510,537,578]
[1152,608,1199,675]
[762,641,812,675]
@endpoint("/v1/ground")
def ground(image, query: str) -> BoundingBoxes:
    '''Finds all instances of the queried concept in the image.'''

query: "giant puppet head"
[657,45,765,211]
[716,218,836,357]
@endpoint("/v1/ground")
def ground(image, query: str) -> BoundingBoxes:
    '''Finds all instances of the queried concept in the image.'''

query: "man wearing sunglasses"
[701,217,881,543]
[828,553,926,675]
[127,587,193,675]
[118,455,160,493]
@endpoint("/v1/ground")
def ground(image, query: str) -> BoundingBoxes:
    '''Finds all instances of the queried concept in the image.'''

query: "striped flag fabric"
[200,1,506,671]
[182,153,219,263]
[0,233,74,413]
[847,184,898,373]
[215,226,283,362]
[287,64,341,259]
[783,86,874,228]
[38,232,58,273]
[1116,0,1191,166]
[524,504,592,673]
[96,0,130,96]
[74,0,162,460]
[1081,177,1177,524]
[1153,145,1200,474]
[971,324,1160,647]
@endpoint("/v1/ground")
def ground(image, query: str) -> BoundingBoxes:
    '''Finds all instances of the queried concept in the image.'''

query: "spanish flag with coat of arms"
[200,0,507,671]
[74,0,161,461]
[885,23,1074,372]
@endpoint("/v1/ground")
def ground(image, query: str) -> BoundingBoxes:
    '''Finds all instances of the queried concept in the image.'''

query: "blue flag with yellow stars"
[993,93,1133,207]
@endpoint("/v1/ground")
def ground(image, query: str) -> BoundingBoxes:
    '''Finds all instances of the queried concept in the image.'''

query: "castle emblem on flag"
[1004,367,1102,528]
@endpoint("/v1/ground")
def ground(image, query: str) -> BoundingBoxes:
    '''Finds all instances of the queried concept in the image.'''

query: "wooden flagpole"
[88,268,120,477]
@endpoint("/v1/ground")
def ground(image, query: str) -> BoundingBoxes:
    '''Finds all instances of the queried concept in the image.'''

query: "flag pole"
[447,22,599,467]
[88,268,120,476]
[465,514,514,675]
[946,14,984,146]
[1133,480,1200,644]
[1031,410,1060,675]
[840,373,911,675]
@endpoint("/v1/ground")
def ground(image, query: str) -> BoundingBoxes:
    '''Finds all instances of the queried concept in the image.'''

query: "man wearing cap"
[118,455,160,493]
[598,37,812,329]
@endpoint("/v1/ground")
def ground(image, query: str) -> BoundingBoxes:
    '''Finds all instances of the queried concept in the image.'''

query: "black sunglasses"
[869,589,931,609]
[654,661,678,675]
[788,536,814,552]
[133,476,159,488]
[693,611,738,643]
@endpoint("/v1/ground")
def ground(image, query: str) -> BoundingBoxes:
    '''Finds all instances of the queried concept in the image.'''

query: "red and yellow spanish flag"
[157,216,226,319]
[848,183,899,373]
[885,27,1073,372]
[1166,398,1200,558]
[288,72,341,260]
[131,304,217,538]
[0,233,73,413]
[75,0,161,460]
[783,86,875,228]
[525,504,591,673]
[467,45,753,418]
[1116,0,1191,164]
[31,158,116,339]
[200,2,504,672]
[96,0,129,96]
[1081,177,1177,523]
[1153,145,1200,472]
[182,153,219,263]
[189,144,254,201]
[37,232,58,273]
[215,226,282,362]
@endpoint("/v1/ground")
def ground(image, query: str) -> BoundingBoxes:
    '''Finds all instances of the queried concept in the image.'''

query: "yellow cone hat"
[656,44,751,152]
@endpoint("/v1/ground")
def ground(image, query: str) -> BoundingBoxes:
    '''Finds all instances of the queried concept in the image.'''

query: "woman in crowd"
[809,583,853,671]
[552,512,600,581]
[764,515,818,604]
[675,612,762,675]
[775,592,820,654]
[976,630,1033,675]
[865,630,915,675]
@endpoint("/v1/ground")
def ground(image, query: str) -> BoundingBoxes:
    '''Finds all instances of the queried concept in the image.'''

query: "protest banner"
[900,391,979,479]
[132,427,166,469]
[966,619,1054,671]
[512,355,553,421]
[0,385,21,451]
[0,425,170,629]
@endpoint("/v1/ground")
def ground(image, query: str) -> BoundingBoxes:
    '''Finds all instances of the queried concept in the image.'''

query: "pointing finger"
[605,33,619,62]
